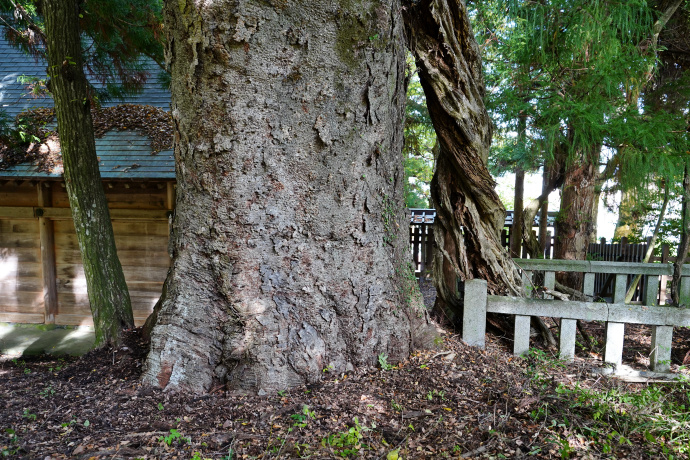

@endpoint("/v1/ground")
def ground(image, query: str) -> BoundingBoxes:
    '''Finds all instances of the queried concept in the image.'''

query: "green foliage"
[378,353,395,371]
[0,0,166,106]
[290,405,315,429]
[321,417,372,457]
[403,58,435,208]
[525,350,690,457]
[158,428,191,447]
[1,428,19,457]
[474,0,690,217]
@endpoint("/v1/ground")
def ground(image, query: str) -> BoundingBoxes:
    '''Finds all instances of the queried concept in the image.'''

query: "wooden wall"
[0,218,44,323]
[0,180,173,326]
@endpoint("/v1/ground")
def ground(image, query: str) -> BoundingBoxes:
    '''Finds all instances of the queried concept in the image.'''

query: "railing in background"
[461,259,690,374]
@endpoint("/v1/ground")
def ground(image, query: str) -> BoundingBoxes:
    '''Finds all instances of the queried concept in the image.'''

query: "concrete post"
[604,274,627,370]
[514,315,531,356]
[604,322,625,369]
[559,319,577,361]
[650,325,673,372]
[544,271,555,299]
[644,272,672,372]
[462,279,487,348]
[583,273,595,297]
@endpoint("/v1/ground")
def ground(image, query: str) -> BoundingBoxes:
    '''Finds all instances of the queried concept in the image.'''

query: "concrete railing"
[462,259,690,373]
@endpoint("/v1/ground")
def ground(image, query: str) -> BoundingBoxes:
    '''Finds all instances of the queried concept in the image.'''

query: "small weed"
[22,409,36,421]
[1,428,19,457]
[157,402,164,411]
[391,400,403,412]
[158,428,191,447]
[48,359,66,373]
[277,390,287,397]
[322,417,371,457]
[426,389,446,401]
[378,353,395,371]
[39,386,55,398]
[290,405,315,429]
[323,364,334,373]
[61,417,77,428]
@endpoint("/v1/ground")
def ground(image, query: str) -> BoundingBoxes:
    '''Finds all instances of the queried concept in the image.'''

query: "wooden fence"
[410,209,435,276]
[461,259,690,374]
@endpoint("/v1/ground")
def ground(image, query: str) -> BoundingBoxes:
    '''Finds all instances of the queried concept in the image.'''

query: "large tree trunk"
[553,146,599,290]
[403,0,522,326]
[143,0,435,394]
[42,0,133,347]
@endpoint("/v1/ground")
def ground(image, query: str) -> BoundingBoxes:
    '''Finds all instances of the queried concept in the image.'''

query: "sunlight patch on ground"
[0,324,95,358]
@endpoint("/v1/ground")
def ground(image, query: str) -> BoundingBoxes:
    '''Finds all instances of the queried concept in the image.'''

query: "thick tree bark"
[403,0,522,325]
[554,146,599,290]
[538,166,551,254]
[520,158,564,259]
[510,110,527,258]
[42,0,133,346]
[511,167,525,258]
[143,0,435,394]
[672,159,690,306]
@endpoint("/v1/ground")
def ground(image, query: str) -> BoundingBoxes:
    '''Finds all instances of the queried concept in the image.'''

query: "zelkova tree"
[143,0,445,393]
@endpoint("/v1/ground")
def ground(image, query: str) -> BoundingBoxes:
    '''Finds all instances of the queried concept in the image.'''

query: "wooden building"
[0,36,174,326]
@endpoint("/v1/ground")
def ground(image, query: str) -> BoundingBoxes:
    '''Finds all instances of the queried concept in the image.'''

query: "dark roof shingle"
[0,35,175,180]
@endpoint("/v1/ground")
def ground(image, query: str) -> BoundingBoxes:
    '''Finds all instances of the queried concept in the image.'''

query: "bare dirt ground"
[1,283,689,459]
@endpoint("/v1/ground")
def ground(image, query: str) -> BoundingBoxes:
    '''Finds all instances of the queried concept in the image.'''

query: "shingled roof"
[0,35,175,180]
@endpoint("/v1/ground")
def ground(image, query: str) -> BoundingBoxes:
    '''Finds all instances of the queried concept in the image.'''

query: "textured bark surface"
[522,159,564,259]
[143,0,434,394]
[672,159,690,306]
[553,149,598,290]
[42,0,134,346]
[403,0,522,324]
[510,167,524,258]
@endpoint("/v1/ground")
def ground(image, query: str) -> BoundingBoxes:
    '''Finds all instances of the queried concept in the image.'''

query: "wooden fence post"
[37,183,57,324]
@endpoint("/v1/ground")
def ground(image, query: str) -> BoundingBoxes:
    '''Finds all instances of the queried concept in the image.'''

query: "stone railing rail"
[462,259,690,374]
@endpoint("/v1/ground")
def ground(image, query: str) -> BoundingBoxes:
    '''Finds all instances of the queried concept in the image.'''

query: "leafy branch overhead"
[0,104,172,172]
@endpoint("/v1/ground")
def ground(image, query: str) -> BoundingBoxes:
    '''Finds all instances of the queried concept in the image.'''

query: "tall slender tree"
[2,0,164,346]
[41,0,133,346]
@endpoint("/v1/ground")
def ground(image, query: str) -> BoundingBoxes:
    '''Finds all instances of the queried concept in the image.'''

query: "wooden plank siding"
[0,180,173,327]
[0,218,44,323]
